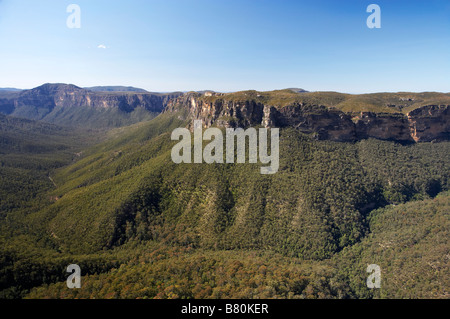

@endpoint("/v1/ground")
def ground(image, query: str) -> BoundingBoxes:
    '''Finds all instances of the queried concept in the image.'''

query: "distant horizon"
[1,82,449,95]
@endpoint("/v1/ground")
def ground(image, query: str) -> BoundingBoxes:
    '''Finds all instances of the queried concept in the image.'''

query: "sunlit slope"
[0,113,101,215]
[331,191,450,298]
[25,191,450,299]
[21,111,449,258]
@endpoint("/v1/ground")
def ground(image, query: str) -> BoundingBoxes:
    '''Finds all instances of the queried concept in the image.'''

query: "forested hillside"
[25,191,450,299]
[0,114,104,217]
[0,109,448,299]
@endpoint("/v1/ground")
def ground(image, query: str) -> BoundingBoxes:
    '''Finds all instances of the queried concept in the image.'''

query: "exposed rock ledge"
[165,94,449,142]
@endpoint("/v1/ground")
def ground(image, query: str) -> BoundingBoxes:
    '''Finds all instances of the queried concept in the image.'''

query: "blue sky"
[0,0,449,93]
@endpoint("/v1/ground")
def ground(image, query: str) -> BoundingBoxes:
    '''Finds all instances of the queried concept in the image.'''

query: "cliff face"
[11,83,180,114]
[0,84,182,128]
[166,93,450,142]
[1,84,449,139]
[407,105,450,142]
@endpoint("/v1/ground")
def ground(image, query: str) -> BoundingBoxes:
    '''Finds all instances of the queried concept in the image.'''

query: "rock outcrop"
[1,84,448,140]
[0,83,183,128]
[166,93,450,142]
[407,105,449,142]
[9,83,181,114]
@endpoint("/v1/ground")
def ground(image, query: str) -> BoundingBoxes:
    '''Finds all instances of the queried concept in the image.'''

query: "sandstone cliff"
[1,84,448,140]
[0,83,182,128]
[12,83,180,114]
[165,91,450,142]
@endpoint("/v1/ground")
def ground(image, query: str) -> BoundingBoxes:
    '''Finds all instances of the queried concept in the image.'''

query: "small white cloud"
[97,44,107,49]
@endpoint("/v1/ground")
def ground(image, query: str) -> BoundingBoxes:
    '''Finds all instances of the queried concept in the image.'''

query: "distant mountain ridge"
[286,88,308,93]
[85,86,149,93]
[0,83,183,128]
[0,83,449,141]
[0,88,22,92]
